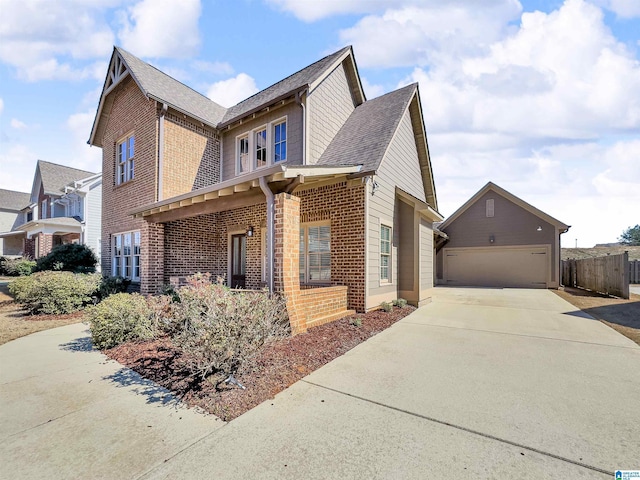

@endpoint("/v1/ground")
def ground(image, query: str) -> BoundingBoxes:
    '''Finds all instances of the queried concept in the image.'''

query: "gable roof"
[219,46,359,127]
[89,47,227,146]
[318,83,438,210]
[36,160,97,196]
[440,182,570,232]
[0,188,30,211]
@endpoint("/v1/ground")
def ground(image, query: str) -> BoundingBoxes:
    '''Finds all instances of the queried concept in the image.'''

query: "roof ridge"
[115,46,226,108]
[37,159,97,175]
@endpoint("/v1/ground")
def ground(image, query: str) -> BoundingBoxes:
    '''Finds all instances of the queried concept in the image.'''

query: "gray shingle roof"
[37,160,96,196]
[116,47,227,127]
[318,83,417,172]
[0,188,30,211]
[219,46,352,126]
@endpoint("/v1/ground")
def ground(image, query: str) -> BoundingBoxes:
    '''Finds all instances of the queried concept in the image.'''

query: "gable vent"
[486,199,494,217]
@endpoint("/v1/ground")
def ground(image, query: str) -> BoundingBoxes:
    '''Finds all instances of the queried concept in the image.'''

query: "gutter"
[259,176,275,293]
[158,103,168,201]
[295,88,308,165]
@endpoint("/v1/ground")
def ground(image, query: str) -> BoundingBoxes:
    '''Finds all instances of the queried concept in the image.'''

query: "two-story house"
[89,46,442,333]
[0,160,102,265]
[0,189,31,257]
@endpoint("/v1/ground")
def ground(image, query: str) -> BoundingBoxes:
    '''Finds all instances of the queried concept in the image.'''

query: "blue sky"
[0,0,638,247]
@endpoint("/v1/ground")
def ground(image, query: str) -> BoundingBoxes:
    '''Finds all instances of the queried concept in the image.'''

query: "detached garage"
[435,182,569,289]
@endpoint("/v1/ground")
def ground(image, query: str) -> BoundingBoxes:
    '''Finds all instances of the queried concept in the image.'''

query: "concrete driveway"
[1,288,639,479]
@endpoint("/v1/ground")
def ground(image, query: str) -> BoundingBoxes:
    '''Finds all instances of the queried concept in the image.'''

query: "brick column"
[140,222,164,295]
[273,193,305,334]
[36,233,54,258]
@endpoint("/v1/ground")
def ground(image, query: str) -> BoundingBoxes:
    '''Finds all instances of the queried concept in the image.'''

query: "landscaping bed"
[106,306,415,421]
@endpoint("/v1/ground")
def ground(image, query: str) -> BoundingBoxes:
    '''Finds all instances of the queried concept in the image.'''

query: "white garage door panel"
[444,247,548,288]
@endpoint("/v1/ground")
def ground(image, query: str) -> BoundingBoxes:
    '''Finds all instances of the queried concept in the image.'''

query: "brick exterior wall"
[100,76,161,292]
[23,237,35,258]
[35,233,54,258]
[296,180,366,312]
[162,112,220,199]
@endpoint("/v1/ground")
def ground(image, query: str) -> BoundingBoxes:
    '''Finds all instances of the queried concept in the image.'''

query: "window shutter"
[486,199,494,218]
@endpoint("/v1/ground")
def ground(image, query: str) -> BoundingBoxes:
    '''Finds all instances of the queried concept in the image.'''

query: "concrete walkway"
[1,288,639,479]
[630,284,640,295]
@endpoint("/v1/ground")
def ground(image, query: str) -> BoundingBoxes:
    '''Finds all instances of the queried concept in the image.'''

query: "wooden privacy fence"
[630,260,640,284]
[562,252,629,299]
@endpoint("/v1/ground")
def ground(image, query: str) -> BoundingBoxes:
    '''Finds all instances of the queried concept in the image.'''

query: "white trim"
[227,228,246,287]
[111,230,141,282]
[379,221,392,286]
[116,132,135,185]
[234,116,288,177]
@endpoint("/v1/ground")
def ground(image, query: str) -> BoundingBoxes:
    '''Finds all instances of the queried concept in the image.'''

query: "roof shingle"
[0,189,31,211]
[37,160,97,196]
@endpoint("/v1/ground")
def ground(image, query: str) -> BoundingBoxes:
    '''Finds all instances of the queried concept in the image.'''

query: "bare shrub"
[170,274,290,384]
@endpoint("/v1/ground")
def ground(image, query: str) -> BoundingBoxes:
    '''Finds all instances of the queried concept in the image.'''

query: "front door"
[230,234,246,288]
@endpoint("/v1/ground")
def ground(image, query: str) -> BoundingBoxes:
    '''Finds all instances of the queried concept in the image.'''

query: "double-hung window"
[380,225,391,282]
[300,223,330,283]
[117,134,135,184]
[112,231,141,281]
[235,118,287,175]
[41,200,47,219]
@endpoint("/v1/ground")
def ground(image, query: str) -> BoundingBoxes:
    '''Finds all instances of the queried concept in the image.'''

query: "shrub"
[380,301,393,312]
[394,298,408,308]
[99,276,131,299]
[35,244,97,273]
[170,274,290,384]
[9,271,101,314]
[2,257,36,276]
[349,317,362,327]
[86,293,155,349]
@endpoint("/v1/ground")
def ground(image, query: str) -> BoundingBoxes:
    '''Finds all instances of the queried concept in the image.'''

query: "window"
[237,136,249,173]
[117,134,135,184]
[255,128,267,169]
[235,118,287,175]
[41,200,47,219]
[380,225,391,282]
[112,231,140,281]
[486,199,494,218]
[300,223,330,283]
[26,211,33,222]
[274,121,286,162]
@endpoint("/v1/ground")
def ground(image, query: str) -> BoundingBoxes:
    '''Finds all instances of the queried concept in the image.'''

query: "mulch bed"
[106,306,415,421]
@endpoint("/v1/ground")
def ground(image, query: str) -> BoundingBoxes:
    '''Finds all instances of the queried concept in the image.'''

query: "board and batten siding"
[85,181,102,269]
[306,62,355,165]
[367,108,429,309]
[436,191,557,283]
[220,102,303,182]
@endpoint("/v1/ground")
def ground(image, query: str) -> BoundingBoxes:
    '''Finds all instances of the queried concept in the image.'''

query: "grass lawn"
[553,286,640,346]
[0,277,85,346]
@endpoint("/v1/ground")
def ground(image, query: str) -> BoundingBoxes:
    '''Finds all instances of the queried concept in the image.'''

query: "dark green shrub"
[86,293,155,349]
[170,274,290,383]
[9,271,101,314]
[35,244,97,273]
[99,276,131,299]
[2,257,36,276]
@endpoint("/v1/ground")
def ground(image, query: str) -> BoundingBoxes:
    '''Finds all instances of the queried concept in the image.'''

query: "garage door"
[443,246,549,288]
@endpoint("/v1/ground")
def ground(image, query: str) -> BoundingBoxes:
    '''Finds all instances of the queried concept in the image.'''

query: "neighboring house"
[0,160,102,265]
[0,189,31,257]
[435,182,570,289]
[88,45,441,333]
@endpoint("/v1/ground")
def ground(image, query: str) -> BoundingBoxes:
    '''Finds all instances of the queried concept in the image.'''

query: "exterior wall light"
[537,226,542,231]
[489,235,495,243]
[246,226,254,237]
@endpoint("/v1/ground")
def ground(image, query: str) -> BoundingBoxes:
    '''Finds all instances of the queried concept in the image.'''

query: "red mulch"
[106,306,415,421]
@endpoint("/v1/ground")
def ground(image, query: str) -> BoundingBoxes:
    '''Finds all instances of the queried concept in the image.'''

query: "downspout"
[259,176,275,293]
[296,89,308,165]
[157,103,168,202]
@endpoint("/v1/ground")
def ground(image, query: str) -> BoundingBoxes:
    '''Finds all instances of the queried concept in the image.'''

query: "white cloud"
[0,144,38,193]
[192,60,234,76]
[206,74,259,108]
[592,0,640,18]
[67,111,103,173]
[10,118,27,129]
[361,77,386,99]
[0,0,116,81]
[117,0,202,58]
[264,0,396,22]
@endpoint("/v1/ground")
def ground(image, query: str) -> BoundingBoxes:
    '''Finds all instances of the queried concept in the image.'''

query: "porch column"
[140,222,164,295]
[273,193,305,334]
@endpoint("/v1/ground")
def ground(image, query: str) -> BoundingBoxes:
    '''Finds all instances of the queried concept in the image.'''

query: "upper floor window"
[26,210,33,222]
[117,134,135,184]
[41,200,47,219]
[274,121,286,162]
[235,118,287,175]
[255,128,267,169]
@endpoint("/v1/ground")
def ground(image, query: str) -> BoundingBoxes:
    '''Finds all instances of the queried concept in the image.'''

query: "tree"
[619,225,640,246]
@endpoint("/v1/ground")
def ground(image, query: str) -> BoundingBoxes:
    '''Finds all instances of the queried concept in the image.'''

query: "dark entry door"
[231,234,246,288]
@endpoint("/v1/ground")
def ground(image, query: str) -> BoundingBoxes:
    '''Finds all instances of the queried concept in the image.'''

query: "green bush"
[35,244,97,273]
[380,301,393,312]
[393,298,408,308]
[86,293,155,349]
[9,271,101,314]
[170,274,290,383]
[1,257,36,276]
[99,276,131,299]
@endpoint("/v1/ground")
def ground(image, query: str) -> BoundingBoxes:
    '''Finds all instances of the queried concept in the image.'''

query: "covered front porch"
[0,217,83,259]
[130,165,365,333]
